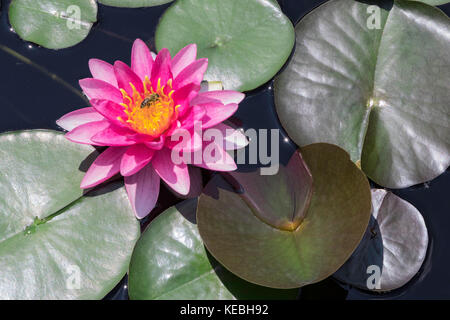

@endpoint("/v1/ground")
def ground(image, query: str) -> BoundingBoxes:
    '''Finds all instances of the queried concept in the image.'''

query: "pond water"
[0,0,448,300]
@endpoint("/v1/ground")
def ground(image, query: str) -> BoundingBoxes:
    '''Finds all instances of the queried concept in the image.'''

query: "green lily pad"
[334,189,428,292]
[155,0,295,91]
[274,0,450,188]
[197,144,372,288]
[0,130,140,299]
[128,199,298,299]
[9,0,97,49]
[98,0,173,7]
[409,0,449,5]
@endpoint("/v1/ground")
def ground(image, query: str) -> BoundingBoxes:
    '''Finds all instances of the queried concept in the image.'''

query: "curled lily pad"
[274,0,450,188]
[128,199,298,299]
[155,0,295,91]
[98,0,173,7]
[9,0,97,49]
[0,130,140,299]
[334,189,428,292]
[197,144,372,288]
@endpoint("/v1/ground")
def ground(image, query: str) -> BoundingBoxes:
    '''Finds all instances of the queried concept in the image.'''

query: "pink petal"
[91,124,141,146]
[173,58,208,90]
[190,94,220,106]
[151,48,172,90]
[80,146,129,189]
[125,164,160,219]
[131,39,154,81]
[193,90,245,105]
[88,59,118,87]
[114,61,144,97]
[213,123,249,150]
[144,135,165,150]
[120,144,155,177]
[65,120,111,146]
[167,127,202,153]
[90,99,127,126]
[178,105,206,130]
[171,44,197,78]
[173,83,201,115]
[201,103,239,128]
[192,141,237,171]
[56,107,105,131]
[168,166,203,199]
[152,148,190,195]
[79,78,123,104]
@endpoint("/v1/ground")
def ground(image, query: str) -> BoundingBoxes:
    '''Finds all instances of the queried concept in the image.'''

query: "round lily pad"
[9,0,98,49]
[197,144,372,288]
[274,0,450,188]
[0,130,140,299]
[155,0,295,91]
[98,0,173,7]
[334,189,428,292]
[128,199,298,299]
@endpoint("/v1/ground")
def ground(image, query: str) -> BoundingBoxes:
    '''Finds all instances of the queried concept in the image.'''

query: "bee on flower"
[57,39,247,218]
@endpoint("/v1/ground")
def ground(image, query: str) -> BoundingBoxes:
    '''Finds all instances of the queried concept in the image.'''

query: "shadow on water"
[333,216,384,291]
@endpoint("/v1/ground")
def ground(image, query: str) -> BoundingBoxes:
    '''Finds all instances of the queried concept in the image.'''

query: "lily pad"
[128,199,298,299]
[274,0,450,188]
[9,0,98,49]
[98,0,173,7]
[409,0,449,5]
[155,0,295,91]
[334,189,428,292]
[0,130,140,299]
[197,144,372,288]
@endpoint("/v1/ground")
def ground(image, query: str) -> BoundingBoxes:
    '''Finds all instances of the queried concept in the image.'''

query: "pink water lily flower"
[57,39,246,218]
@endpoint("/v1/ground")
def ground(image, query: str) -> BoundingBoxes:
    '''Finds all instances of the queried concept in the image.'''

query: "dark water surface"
[0,0,448,300]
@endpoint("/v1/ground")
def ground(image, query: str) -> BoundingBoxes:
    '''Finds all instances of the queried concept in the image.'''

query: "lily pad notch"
[197,143,372,288]
[155,0,295,91]
[128,199,299,300]
[274,0,450,188]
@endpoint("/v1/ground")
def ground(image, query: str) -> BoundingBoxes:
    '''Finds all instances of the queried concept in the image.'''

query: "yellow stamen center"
[118,77,179,137]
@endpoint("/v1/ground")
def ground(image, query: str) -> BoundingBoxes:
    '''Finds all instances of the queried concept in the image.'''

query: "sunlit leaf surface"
[9,0,97,49]
[0,130,140,299]
[274,0,450,188]
[155,0,295,91]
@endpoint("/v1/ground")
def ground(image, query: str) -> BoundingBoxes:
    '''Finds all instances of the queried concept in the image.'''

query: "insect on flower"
[56,39,247,218]
[141,94,160,108]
